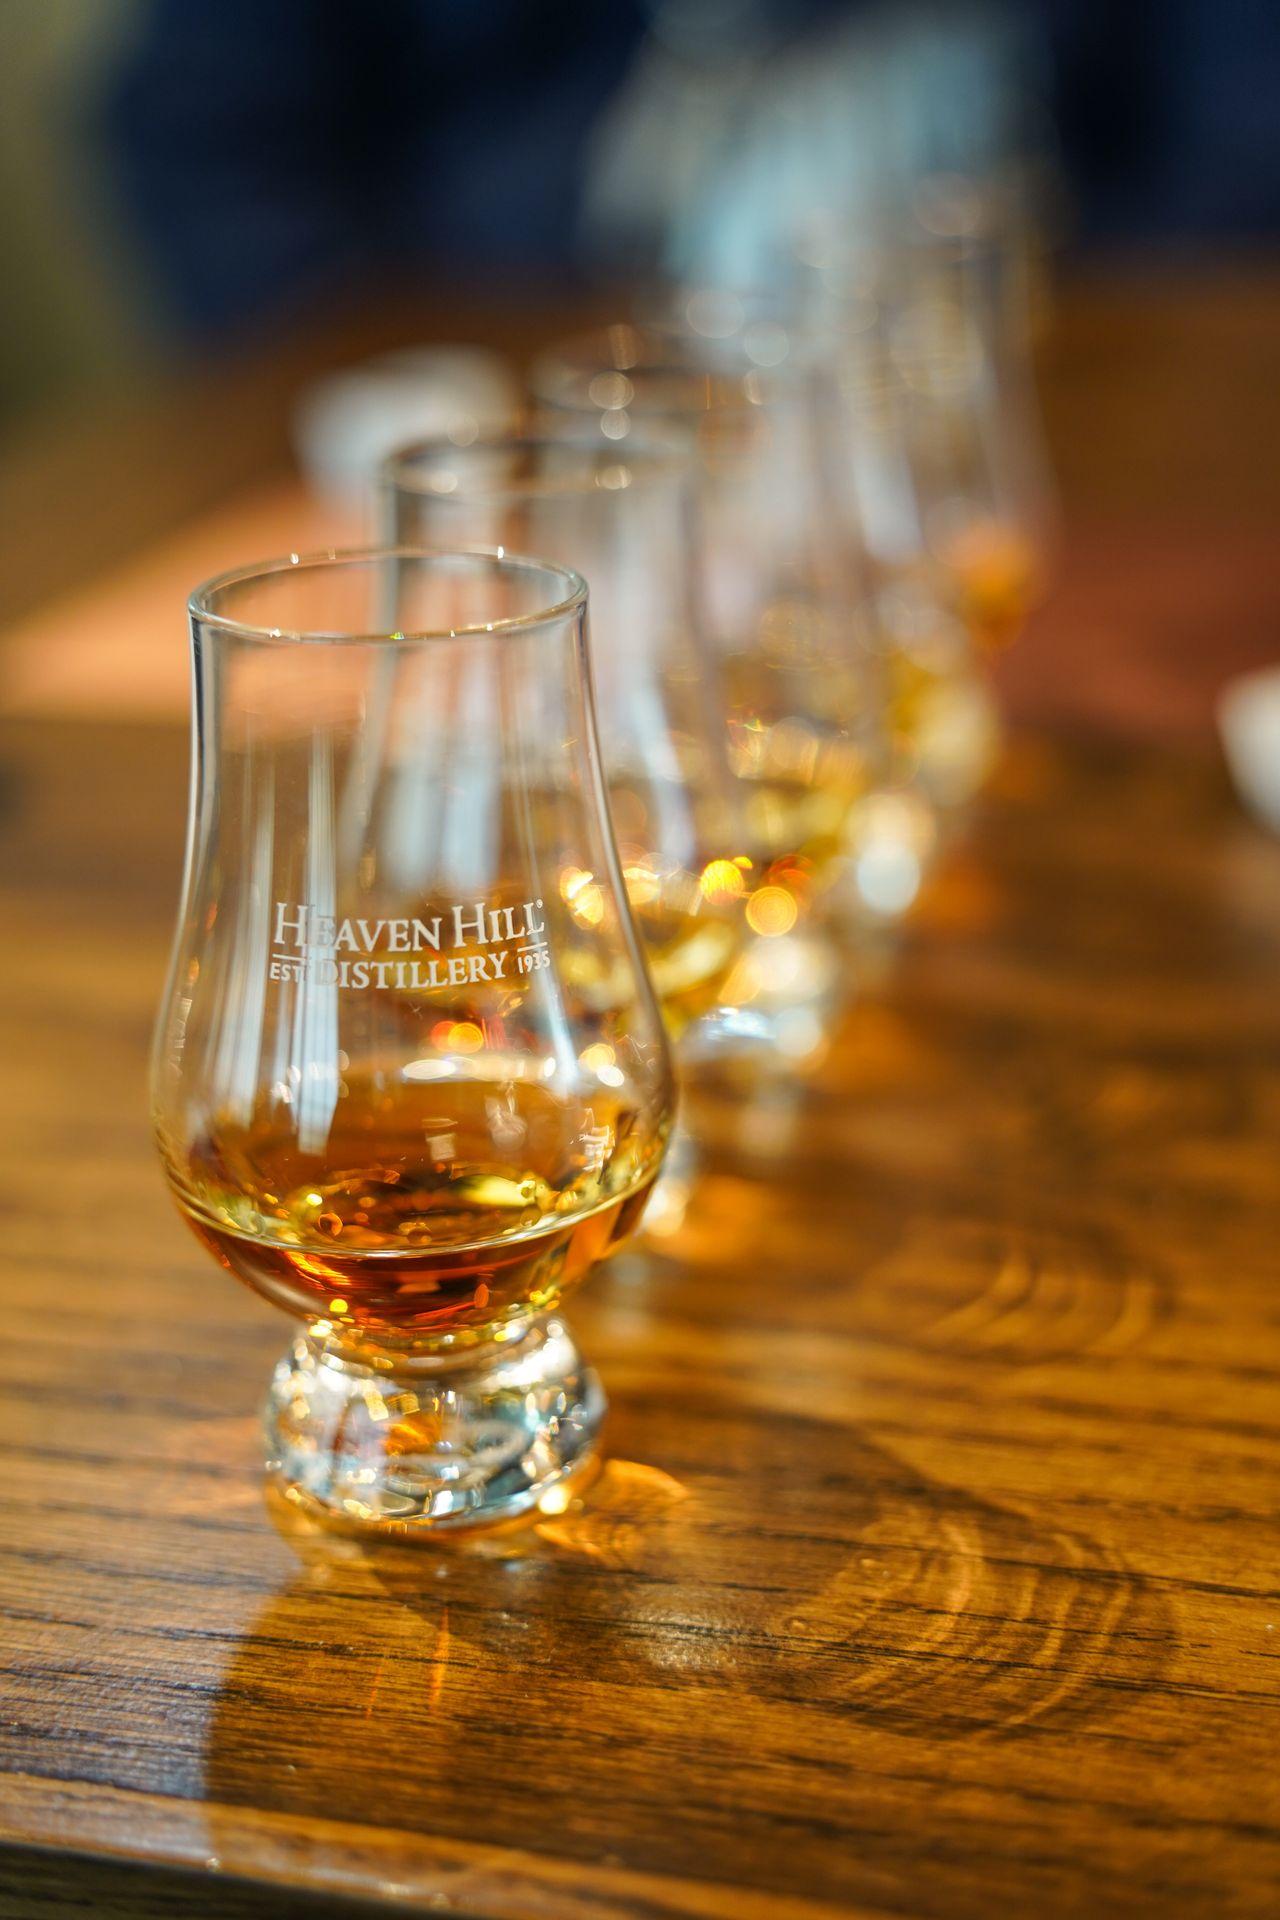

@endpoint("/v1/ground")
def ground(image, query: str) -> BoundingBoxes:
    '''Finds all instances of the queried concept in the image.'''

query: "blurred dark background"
[1,0,1277,742]
[1,0,1277,428]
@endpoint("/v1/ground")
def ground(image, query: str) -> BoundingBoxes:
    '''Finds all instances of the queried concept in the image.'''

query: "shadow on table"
[197,1398,1175,1903]
[0,1844,397,1920]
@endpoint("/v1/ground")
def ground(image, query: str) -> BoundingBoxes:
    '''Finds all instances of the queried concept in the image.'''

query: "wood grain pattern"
[0,713,1277,1919]
[2,266,1280,1917]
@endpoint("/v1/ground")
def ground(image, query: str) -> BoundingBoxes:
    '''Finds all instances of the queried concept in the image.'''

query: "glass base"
[263,1315,605,1532]
[682,929,845,1078]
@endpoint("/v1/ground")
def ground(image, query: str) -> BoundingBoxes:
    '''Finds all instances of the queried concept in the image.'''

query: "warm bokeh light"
[561,864,606,927]
[745,884,799,937]
[429,1019,485,1054]
[623,859,661,907]
[699,857,746,904]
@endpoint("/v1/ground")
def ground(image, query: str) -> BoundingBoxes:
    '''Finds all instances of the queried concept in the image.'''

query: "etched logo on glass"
[268,897,549,987]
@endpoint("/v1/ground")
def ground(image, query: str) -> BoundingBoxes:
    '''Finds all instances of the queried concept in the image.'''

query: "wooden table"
[2,272,1280,1918]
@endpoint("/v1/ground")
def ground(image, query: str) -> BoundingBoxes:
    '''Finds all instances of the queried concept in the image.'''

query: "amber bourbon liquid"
[167,1074,663,1347]
[720,652,875,884]
[628,894,741,1031]
[942,522,1043,652]
[536,789,747,1038]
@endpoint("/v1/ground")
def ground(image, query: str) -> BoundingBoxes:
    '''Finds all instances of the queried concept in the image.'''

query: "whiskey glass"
[830,288,1004,820]
[875,218,1055,654]
[152,549,674,1529]
[531,323,889,1059]
[380,430,749,1045]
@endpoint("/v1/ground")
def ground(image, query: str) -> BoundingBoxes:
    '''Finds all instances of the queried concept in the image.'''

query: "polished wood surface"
[1,712,1278,1918]
[2,268,1280,1916]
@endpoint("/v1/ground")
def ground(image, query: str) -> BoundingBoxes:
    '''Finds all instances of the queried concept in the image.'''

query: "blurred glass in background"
[2,0,1277,434]
[2,0,1277,778]
[383,428,751,1047]
[531,320,892,1062]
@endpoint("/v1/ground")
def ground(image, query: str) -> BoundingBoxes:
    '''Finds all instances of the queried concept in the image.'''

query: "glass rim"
[531,320,816,416]
[380,423,692,500]
[188,545,589,646]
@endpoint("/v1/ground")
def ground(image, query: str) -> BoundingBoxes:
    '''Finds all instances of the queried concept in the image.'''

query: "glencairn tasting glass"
[876,211,1055,655]
[381,431,749,1045]
[531,324,888,1058]
[814,199,1056,826]
[152,550,674,1528]
[830,290,1004,819]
